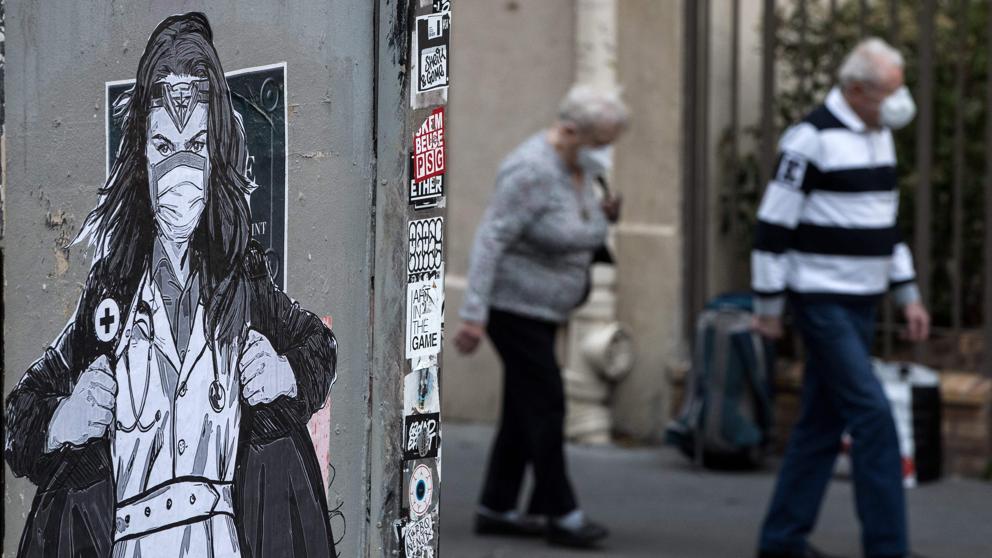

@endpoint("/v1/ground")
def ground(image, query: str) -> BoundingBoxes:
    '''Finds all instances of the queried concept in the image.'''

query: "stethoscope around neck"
[115,285,228,434]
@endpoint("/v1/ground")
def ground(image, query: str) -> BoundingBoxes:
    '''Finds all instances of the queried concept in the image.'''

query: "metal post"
[681,0,711,340]
[952,0,966,332]
[682,0,700,342]
[694,0,711,321]
[729,0,741,243]
[372,0,448,554]
[915,0,936,361]
[985,0,992,378]
[759,0,777,190]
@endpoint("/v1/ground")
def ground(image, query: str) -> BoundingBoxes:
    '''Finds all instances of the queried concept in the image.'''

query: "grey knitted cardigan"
[460,133,609,325]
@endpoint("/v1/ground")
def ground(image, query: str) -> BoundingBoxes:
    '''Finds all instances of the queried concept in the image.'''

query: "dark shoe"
[757,545,843,558]
[474,513,545,537]
[546,520,609,549]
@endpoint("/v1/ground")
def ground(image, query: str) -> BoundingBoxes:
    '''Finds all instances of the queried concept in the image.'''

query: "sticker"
[413,108,445,182]
[404,412,440,460]
[404,362,440,414]
[94,298,121,342]
[400,512,438,558]
[409,170,445,210]
[408,217,444,282]
[410,10,450,108]
[405,275,444,359]
[408,462,435,517]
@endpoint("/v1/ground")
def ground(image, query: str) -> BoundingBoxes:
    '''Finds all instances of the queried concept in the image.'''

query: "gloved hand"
[46,355,117,452]
[239,330,298,406]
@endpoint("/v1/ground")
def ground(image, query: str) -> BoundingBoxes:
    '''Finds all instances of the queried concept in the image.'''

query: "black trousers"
[479,309,578,516]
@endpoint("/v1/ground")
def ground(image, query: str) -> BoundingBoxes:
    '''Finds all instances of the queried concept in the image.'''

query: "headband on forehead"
[150,79,210,132]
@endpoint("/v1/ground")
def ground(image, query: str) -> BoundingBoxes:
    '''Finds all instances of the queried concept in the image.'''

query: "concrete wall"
[2,2,376,555]
[442,0,576,423]
[609,0,685,440]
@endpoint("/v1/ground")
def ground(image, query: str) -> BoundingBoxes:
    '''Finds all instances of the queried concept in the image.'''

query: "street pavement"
[440,422,992,558]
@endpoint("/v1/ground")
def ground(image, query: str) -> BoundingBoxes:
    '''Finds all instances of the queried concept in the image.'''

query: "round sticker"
[408,463,434,517]
[94,298,121,342]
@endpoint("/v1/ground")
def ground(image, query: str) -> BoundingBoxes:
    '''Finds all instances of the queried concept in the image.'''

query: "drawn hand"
[454,322,485,354]
[902,301,931,342]
[239,330,297,406]
[47,355,116,452]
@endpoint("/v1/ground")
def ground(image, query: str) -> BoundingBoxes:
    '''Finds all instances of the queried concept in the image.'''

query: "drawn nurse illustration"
[4,13,338,558]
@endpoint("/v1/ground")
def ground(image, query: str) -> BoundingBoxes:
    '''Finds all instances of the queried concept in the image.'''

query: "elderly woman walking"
[454,86,628,549]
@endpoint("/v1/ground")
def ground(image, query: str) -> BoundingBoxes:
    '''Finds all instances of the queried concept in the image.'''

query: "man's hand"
[752,315,784,340]
[454,322,486,354]
[902,301,931,342]
[47,355,116,452]
[240,330,298,406]
[601,193,623,223]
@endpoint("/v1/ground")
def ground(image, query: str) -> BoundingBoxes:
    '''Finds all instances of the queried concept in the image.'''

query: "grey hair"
[558,85,630,132]
[838,37,904,87]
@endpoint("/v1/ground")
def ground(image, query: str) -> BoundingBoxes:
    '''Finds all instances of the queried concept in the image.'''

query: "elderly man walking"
[752,39,931,558]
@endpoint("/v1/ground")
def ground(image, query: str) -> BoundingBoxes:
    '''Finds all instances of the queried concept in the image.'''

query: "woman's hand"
[46,355,116,452]
[454,322,486,354]
[601,193,622,223]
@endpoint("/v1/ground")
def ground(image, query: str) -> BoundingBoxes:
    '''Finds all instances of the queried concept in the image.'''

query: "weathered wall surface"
[609,0,685,440]
[442,0,576,423]
[2,2,375,555]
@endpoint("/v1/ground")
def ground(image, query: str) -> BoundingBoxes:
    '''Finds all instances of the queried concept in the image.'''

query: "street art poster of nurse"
[4,13,338,558]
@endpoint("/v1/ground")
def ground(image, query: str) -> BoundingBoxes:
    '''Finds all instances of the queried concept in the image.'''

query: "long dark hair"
[78,12,251,346]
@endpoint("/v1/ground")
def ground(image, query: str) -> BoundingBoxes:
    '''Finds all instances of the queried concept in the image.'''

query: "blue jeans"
[759,301,907,558]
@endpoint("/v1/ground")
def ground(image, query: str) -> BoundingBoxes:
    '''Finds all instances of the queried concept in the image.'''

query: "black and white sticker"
[405,275,444,359]
[409,173,445,210]
[404,412,440,461]
[408,217,444,281]
[410,9,450,108]
[399,512,438,558]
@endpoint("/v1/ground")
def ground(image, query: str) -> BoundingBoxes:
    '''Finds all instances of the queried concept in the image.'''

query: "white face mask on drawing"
[879,86,916,130]
[146,82,210,244]
[151,152,206,243]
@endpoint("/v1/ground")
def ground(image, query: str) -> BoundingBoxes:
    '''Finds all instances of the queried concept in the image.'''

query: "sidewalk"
[440,422,992,558]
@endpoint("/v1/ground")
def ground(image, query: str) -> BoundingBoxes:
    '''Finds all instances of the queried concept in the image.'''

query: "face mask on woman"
[578,145,613,176]
[151,151,206,243]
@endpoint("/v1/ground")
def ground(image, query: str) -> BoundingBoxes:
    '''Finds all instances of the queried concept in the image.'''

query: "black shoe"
[757,545,843,558]
[474,513,545,537]
[546,520,609,549]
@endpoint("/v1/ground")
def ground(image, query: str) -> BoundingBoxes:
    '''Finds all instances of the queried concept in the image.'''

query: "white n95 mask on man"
[879,86,916,130]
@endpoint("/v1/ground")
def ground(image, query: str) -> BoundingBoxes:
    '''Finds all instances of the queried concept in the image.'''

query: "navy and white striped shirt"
[751,87,919,316]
